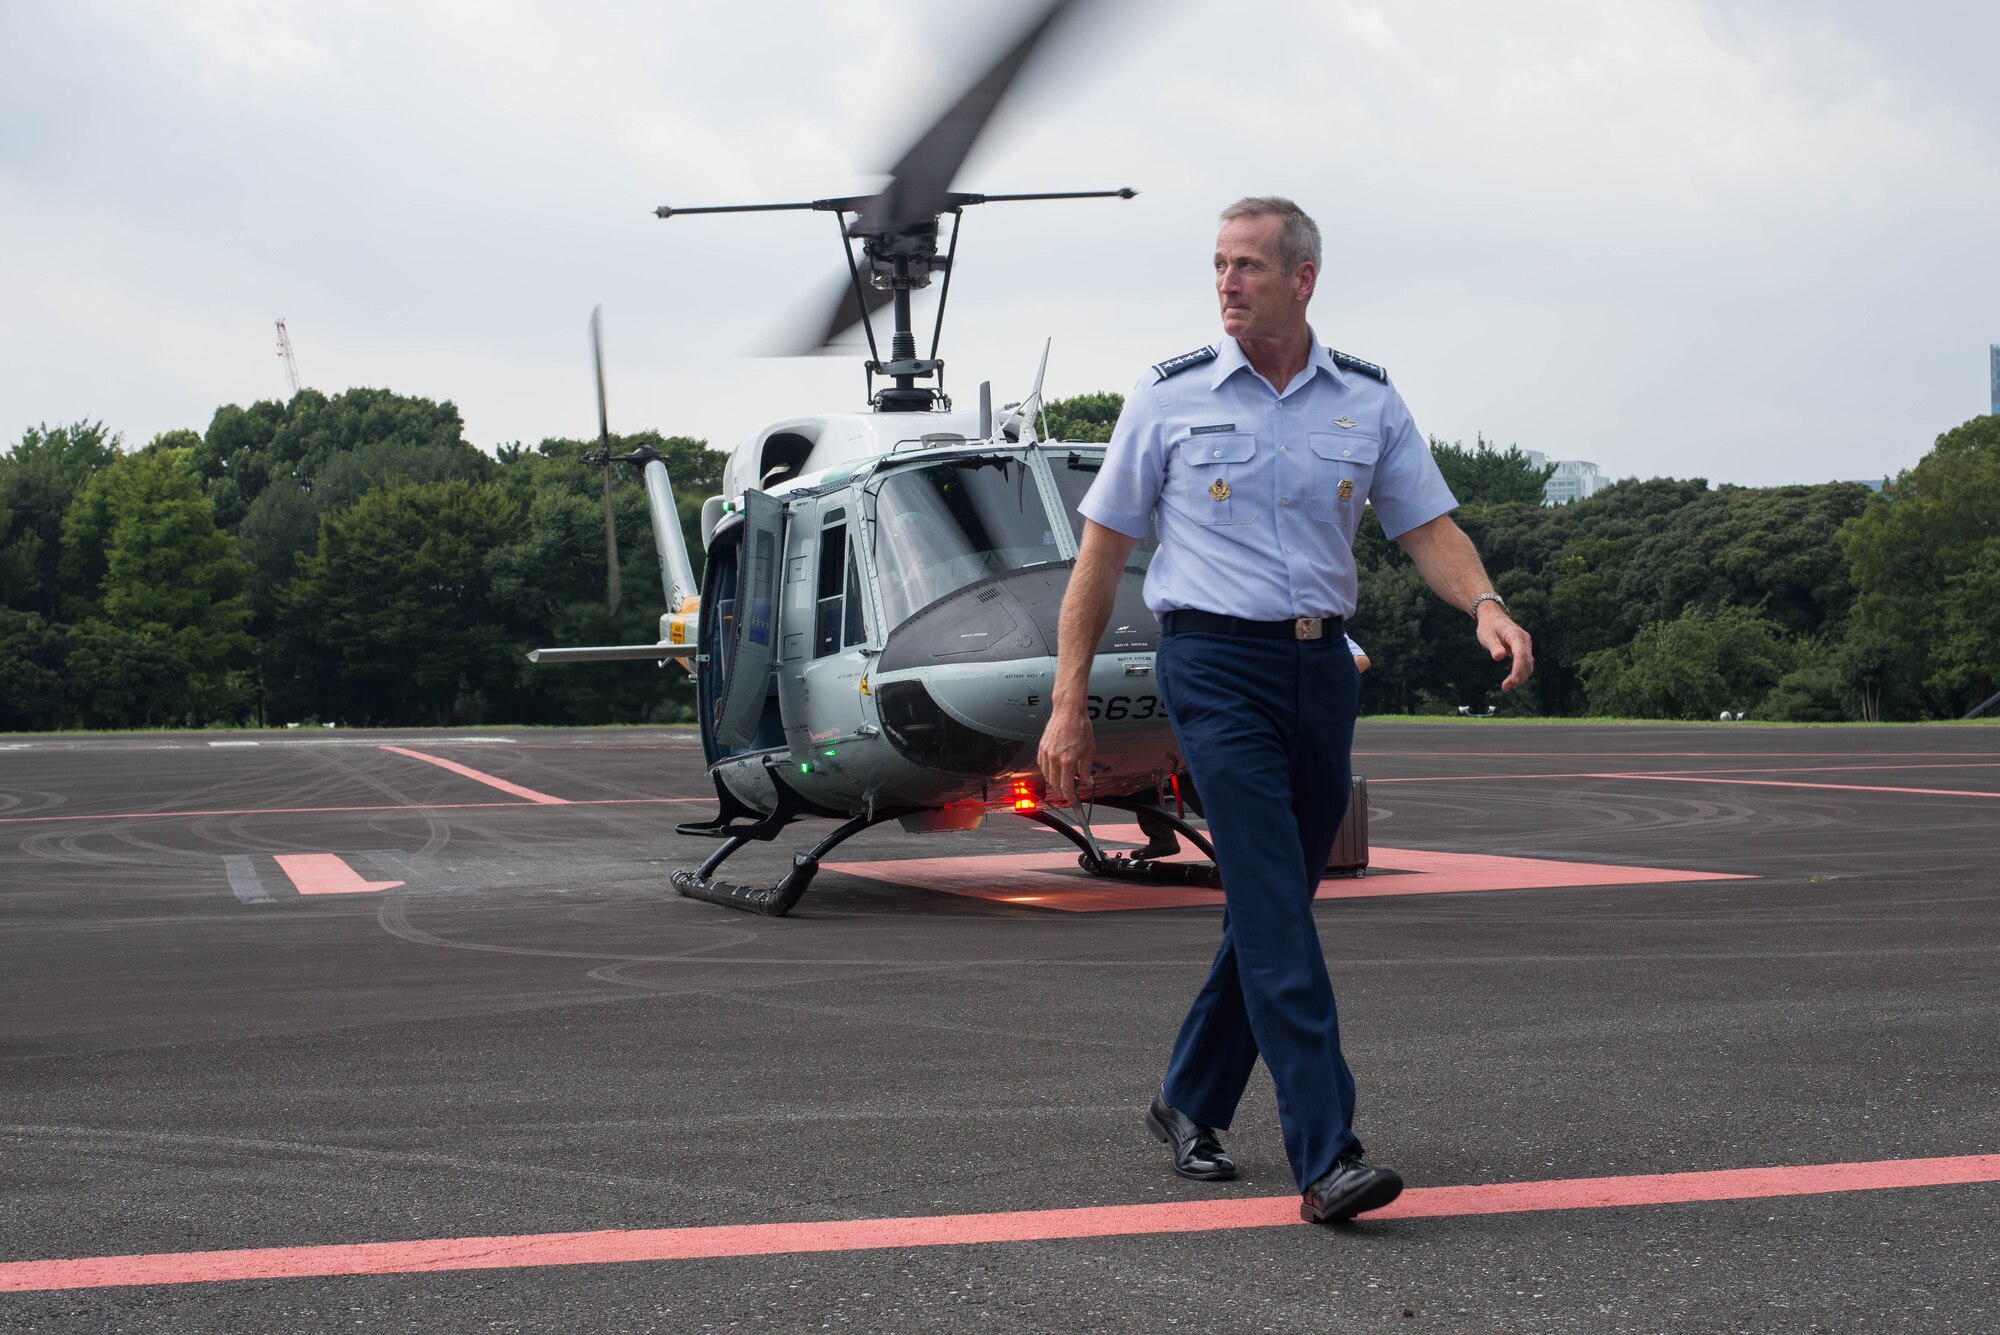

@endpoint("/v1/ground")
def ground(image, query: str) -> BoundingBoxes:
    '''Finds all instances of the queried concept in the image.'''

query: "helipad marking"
[835,829,1749,910]
[274,854,404,896]
[3,1155,1992,1292]
[377,745,567,804]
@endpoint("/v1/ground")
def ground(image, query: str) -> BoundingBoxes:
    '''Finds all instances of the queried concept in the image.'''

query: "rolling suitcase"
[1326,776,1369,877]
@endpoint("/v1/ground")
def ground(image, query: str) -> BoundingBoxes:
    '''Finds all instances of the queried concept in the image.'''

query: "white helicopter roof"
[721,410,996,500]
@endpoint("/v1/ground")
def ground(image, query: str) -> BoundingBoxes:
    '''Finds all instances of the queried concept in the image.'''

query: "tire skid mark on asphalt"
[0,1124,706,1199]
[0,796,708,826]
[4,1154,1995,1291]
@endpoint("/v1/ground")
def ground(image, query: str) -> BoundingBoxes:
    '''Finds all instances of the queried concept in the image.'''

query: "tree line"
[1046,396,1999,723]
[2,388,1994,730]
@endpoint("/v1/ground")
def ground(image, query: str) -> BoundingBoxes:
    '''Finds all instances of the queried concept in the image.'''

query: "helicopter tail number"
[1084,694,1162,722]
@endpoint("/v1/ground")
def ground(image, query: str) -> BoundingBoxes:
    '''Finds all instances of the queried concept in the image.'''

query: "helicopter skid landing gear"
[671,807,919,917]
[1022,802,1221,888]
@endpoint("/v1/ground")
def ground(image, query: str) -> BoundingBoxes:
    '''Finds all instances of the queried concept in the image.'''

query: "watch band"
[1469,591,1507,620]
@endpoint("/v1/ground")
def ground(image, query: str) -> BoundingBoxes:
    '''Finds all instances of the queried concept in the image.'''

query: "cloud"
[2,0,1996,486]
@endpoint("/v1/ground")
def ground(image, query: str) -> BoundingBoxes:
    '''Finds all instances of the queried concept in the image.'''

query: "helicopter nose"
[875,563,1154,675]
[872,563,1157,776]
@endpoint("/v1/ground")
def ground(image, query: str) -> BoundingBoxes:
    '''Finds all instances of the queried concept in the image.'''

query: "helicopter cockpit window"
[814,520,849,658]
[1050,450,1159,570]
[872,457,1061,629]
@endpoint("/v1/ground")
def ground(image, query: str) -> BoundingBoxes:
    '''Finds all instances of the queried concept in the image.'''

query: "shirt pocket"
[1308,432,1380,524]
[1178,433,1258,526]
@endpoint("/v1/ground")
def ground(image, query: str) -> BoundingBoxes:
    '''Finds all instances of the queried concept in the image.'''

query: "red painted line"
[0,797,707,827]
[377,746,567,804]
[3,1154,1992,1293]
[274,854,403,896]
[1353,750,1995,759]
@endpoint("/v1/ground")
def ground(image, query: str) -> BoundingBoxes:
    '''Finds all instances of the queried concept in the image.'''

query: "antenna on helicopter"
[997,338,1054,443]
[653,0,1133,414]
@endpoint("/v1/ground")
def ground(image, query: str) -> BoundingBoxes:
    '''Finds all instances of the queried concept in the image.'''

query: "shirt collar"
[1209,328,1342,393]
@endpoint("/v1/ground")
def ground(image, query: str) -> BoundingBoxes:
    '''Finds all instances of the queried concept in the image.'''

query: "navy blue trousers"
[1156,628,1362,1190]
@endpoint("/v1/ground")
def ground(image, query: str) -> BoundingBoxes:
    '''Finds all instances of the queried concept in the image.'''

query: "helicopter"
[532,0,1221,916]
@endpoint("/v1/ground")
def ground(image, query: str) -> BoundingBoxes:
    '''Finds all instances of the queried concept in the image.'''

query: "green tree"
[1837,416,2000,718]
[63,622,194,729]
[1042,392,1124,443]
[193,387,492,527]
[0,610,67,730]
[1580,605,1799,719]
[63,448,254,721]
[1620,482,1872,637]
[1428,434,1555,509]
[273,479,527,725]
[236,480,319,625]
[1,421,122,618]
[1931,542,2000,710]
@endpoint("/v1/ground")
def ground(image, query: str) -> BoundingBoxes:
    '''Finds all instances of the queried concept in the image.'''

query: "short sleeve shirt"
[1078,332,1458,620]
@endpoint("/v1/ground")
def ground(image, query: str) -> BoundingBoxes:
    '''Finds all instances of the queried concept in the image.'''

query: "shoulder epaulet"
[1152,345,1218,382]
[1326,348,1387,382]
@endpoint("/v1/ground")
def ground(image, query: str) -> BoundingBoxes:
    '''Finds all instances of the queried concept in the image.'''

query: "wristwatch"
[1468,591,1508,621]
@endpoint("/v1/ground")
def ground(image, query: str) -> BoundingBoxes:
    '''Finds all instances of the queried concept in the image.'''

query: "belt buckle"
[1295,617,1324,641]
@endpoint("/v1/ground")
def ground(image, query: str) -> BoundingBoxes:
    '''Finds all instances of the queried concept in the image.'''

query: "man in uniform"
[1038,196,1532,1224]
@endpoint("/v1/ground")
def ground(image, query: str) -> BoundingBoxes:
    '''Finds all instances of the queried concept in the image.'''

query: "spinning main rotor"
[653,0,1134,412]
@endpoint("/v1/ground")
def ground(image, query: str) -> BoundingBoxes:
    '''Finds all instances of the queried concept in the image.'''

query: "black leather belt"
[1161,610,1345,641]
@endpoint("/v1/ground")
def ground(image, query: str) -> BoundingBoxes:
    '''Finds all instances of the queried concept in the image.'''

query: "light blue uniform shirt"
[1079,332,1458,621]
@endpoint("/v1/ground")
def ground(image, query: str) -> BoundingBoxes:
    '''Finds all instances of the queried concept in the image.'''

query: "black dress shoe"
[1145,1093,1236,1181]
[1300,1156,1403,1223]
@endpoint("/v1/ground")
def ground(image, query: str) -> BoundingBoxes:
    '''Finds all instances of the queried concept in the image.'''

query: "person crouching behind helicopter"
[1131,633,1368,861]
[1039,196,1532,1225]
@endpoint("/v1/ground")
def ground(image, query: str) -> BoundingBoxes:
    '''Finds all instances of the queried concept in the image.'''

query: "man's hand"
[1478,606,1534,691]
[1037,701,1094,808]
[1036,519,1138,807]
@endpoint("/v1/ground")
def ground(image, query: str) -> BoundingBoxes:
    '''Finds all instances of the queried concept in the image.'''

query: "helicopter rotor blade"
[782,272,896,358]
[591,305,622,614]
[850,0,1082,238]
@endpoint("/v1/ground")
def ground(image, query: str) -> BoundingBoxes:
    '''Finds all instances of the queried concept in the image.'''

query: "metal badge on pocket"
[1209,478,1231,501]
[1337,478,1354,502]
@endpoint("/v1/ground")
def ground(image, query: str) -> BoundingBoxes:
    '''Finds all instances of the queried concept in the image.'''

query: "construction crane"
[274,319,301,396]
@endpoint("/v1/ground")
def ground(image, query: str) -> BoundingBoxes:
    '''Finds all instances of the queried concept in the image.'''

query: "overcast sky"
[4,0,1997,488]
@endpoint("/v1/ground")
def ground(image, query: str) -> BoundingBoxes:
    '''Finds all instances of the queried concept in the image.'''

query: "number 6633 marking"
[1085,694,1161,721]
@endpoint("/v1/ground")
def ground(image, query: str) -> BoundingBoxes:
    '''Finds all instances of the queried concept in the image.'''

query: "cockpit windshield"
[1048,448,1159,571]
[872,456,1060,629]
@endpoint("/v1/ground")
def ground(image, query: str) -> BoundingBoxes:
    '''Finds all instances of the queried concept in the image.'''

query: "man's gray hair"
[1219,196,1321,275]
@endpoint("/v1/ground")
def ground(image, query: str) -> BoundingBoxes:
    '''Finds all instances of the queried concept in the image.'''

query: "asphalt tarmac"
[1,721,1995,1333]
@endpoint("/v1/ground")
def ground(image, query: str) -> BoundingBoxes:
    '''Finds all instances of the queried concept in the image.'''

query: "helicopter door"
[713,489,784,749]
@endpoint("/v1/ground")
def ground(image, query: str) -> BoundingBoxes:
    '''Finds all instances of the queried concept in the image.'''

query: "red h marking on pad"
[1,1155,1992,1292]
[274,854,403,895]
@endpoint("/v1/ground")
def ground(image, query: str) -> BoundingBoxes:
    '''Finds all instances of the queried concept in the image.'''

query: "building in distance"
[1526,450,1611,505]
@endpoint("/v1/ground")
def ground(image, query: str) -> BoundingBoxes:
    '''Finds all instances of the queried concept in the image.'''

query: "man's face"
[1214,214,1314,342]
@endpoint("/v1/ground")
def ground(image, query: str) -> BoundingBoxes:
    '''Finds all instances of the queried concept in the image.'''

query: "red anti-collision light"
[1008,778,1039,812]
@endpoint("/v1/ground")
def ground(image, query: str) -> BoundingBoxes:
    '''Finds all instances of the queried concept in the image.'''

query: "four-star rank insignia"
[1209,478,1231,501]
[1337,478,1355,502]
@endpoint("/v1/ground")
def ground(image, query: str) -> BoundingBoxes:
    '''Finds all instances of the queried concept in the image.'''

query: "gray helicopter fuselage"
[698,418,1177,827]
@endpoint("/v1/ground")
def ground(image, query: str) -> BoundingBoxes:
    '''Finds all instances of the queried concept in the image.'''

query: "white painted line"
[222,855,273,904]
